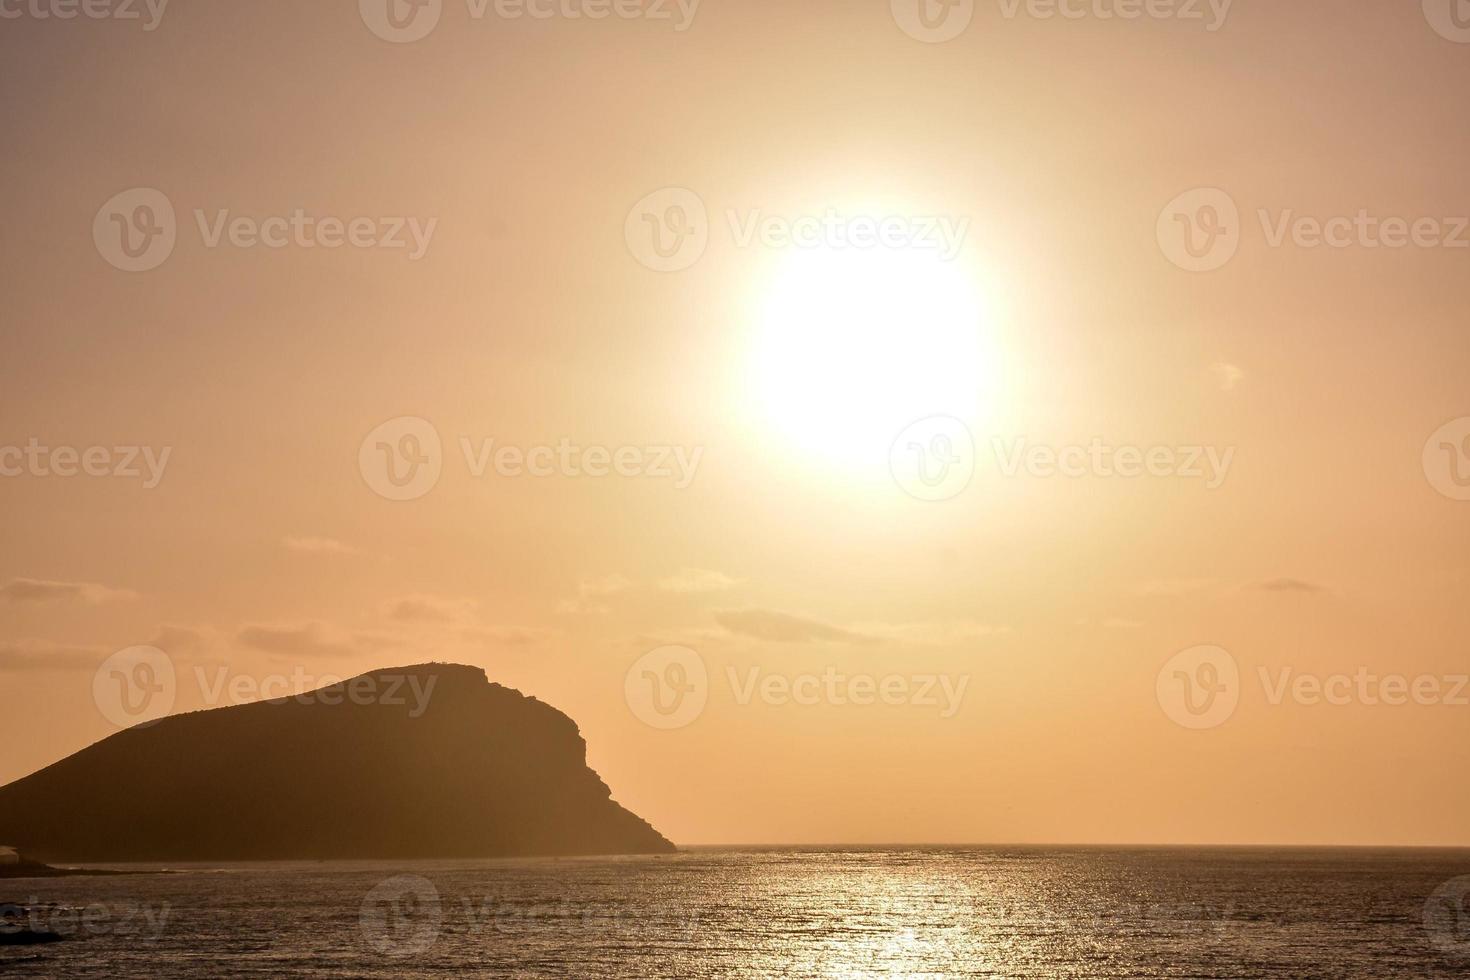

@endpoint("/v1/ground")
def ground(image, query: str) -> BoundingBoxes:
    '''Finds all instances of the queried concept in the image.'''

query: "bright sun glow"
[749,244,996,467]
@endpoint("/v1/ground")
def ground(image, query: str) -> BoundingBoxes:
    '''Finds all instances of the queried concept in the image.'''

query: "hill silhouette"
[0,664,674,862]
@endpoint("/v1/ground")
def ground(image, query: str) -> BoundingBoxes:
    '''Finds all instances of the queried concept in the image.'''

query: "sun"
[747,244,996,468]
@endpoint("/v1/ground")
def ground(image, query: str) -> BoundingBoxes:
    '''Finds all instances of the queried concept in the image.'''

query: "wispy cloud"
[714,609,872,644]
[0,639,102,672]
[627,627,732,649]
[558,575,635,615]
[0,624,225,673]
[0,578,138,604]
[658,569,741,594]
[144,624,221,659]
[1134,579,1217,598]
[1258,578,1326,594]
[580,575,633,597]
[462,626,554,647]
[1212,361,1245,391]
[385,594,479,624]
[1133,578,1328,602]
[282,536,362,556]
[855,620,1011,645]
[236,622,367,659]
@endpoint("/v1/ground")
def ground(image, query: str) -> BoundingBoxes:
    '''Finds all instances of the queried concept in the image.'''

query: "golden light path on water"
[7,847,1467,977]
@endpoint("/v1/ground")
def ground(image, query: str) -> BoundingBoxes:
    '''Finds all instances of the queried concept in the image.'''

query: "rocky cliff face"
[0,664,674,862]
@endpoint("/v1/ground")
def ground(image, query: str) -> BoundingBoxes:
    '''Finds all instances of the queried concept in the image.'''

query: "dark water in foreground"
[3,847,1468,978]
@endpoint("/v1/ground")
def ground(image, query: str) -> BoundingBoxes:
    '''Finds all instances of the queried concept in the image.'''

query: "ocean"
[3,847,1468,978]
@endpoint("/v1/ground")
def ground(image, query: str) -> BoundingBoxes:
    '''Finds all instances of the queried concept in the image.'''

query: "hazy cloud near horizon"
[1,578,137,604]
[385,594,480,624]
[658,569,742,593]
[0,640,102,672]
[236,623,375,660]
[714,609,873,644]
[281,536,362,556]
[1257,579,1327,594]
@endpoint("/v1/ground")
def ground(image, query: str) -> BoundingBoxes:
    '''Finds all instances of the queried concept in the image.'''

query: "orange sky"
[2,0,1469,847]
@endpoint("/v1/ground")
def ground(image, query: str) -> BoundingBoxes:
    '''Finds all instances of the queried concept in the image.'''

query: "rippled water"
[3,847,1468,978]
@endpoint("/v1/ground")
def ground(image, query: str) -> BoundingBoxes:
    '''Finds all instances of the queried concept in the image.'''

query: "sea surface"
[3,847,1468,978]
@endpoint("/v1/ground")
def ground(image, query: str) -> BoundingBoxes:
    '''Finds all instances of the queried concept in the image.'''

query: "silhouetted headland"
[0,664,674,863]
[0,845,129,880]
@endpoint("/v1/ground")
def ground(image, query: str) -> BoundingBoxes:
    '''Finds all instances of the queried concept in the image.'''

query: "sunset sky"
[2,0,1468,848]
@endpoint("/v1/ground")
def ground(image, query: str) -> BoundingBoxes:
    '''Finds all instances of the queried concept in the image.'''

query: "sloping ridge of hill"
[0,663,675,862]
